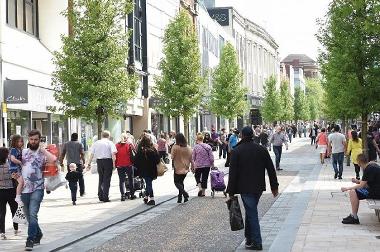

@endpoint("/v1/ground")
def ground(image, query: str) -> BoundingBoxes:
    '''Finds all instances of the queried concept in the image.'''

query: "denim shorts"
[355,188,369,200]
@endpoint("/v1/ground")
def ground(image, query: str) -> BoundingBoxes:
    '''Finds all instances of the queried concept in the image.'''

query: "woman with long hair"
[346,130,362,179]
[134,135,160,205]
[171,133,192,203]
[192,133,214,197]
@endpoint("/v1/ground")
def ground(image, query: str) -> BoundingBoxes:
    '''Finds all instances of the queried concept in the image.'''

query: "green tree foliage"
[305,78,324,120]
[53,0,137,139]
[261,76,280,123]
[153,11,204,139]
[294,87,309,121]
[318,0,380,149]
[278,80,294,122]
[210,43,248,120]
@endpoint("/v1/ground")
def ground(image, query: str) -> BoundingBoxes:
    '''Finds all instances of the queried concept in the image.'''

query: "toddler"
[9,135,24,206]
[65,163,81,205]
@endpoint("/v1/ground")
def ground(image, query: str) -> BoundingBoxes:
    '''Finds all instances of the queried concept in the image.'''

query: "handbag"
[45,172,67,191]
[157,159,168,177]
[13,205,27,224]
[226,196,244,231]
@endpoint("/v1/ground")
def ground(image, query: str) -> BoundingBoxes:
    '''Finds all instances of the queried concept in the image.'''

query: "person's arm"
[10,149,22,165]
[283,135,289,149]
[346,140,352,156]
[41,147,57,163]
[59,144,66,166]
[171,145,176,160]
[264,148,279,197]
[80,143,85,165]
[341,180,367,192]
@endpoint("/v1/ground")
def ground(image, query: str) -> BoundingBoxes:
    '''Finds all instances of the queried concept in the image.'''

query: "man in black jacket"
[227,126,279,251]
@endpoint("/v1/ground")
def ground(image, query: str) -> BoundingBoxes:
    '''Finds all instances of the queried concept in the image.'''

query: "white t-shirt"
[328,133,346,154]
[91,138,117,159]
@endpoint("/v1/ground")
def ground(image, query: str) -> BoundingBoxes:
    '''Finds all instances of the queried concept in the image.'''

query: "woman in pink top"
[157,133,168,161]
[316,128,328,164]
[192,133,214,197]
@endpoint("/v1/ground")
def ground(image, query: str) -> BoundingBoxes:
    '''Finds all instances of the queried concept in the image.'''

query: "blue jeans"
[143,177,154,198]
[21,189,44,241]
[273,146,282,169]
[332,152,344,177]
[241,193,262,245]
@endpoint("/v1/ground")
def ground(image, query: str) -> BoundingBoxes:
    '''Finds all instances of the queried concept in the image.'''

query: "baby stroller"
[210,167,227,198]
[125,166,146,199]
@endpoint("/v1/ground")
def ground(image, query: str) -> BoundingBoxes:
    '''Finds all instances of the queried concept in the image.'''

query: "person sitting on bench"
[341,153,380,224]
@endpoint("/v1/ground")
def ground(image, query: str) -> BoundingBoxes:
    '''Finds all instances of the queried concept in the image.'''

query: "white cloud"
[214,0,331,60]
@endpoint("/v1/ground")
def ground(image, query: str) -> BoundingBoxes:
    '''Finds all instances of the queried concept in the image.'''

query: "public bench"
[366,199,380,222]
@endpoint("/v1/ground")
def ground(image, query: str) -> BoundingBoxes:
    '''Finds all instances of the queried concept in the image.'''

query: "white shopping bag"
[45,172,67,191]
[13,205,27,224]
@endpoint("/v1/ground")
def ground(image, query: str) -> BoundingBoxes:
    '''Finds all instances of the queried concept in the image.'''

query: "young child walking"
[65,163,81,205]
[9,135,24,206]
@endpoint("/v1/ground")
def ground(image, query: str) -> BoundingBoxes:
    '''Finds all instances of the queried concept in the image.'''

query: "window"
[6,0,38,36]
[133,0,142,62]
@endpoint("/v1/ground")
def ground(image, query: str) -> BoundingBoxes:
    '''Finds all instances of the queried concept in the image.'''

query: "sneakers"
[143,197,148,204]
[1,233,6,240]
[130,195,137,200]
[25,239,34,251]
[342,214,360,224]
[121,195,126,201]
[334,173,338,179]
[245,240,263,251]
[177,195,182,203]
[72,201,76,206]
[147,200,156,206]
[34,233,43,246]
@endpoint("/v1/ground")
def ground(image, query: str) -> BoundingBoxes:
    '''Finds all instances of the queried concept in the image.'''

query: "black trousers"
[195,167,211,189]
[97,159,113,200]
[68,182,78,202]
[311,136,316,145]
[0,188,18,233]
[354,164,361,178]
[225,151,231,167]
[117,166,134,196]
[219,144,227,159]
[67,164,85,196]
[174,173,188,198]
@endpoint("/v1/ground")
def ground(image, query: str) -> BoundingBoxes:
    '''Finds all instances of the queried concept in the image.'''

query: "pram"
[125,166,146,199]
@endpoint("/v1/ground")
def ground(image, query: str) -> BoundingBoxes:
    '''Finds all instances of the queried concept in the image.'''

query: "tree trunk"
[97,114,103,141]
[184,116,189,142]
[341,117,346,135]
[361,112,368,157]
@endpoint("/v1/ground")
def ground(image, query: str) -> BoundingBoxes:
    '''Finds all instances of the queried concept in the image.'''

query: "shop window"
[6,0,38,37]
[7,110,31,146]
[134,0,142,62]
[51,115,68,148]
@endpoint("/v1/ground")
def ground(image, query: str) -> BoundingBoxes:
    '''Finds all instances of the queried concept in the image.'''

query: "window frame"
[6,0,39,37]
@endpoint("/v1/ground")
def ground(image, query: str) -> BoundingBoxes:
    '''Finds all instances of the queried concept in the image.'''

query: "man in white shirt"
[87,131,117,202]
[328,125,347,179]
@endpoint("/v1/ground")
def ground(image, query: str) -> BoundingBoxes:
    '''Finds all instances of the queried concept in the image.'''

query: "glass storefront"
[32,112,49,141]
[51,114,69,149]
[7,110,31,145]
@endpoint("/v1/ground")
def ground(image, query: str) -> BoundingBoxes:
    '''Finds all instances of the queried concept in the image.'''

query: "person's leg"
[76,164,85,196]
[241,194,263,246]
[0,196,6,234]
[102,159,113,200]
[8,188,19,231]
[22,190,44,242]
[194,169,201,187]
[349,189,360,217]
[332,153,338,177]
[69,182,77,203]
[354,164,360,179]
[126,166,135,197]
[201,167,211,190]
[97,160,105,200]
[338,152,344,178]
[144,177,154,199]
[223,145,227,159]
[117,167,127,197]
[273,146,280,169]
[218,144,222,158]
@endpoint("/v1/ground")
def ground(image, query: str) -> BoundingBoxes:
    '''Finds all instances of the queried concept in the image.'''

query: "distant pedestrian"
[0,147,19,240]
[227,126,279,250]
[60,133,86,197]
[9,134,24,206]
[115,133,136,201]
[259,129,269,149]
[21,130,57,251]
[134,136,160,205]
[65,163,81,205]
[286,126,293,143]
[366,126,380,162]
[310,124,318,145]
[171,133,192,203]
[225,129,239,167]
[192,133,214,197]
[269,126,288,171]
[218,128,227,159]
[86,131,117,202]
[297,124,303,138]
[157,133,168,161]
[316,128,328,164]
[346,131,362,180]
[328,125,346,179]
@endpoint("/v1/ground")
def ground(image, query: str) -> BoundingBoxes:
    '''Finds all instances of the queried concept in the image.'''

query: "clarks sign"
[4,80,28,104]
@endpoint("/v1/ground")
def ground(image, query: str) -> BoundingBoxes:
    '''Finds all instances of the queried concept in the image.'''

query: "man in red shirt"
[115,133,136,201]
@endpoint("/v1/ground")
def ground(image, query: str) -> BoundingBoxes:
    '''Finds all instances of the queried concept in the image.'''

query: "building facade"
[206,5,280,128]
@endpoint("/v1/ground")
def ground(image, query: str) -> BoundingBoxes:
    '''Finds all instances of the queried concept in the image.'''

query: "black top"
[134,148,160,179]
[227,139,279,195]
[65,171,81,183]
[362,163,380,199]
[259,132,269,146]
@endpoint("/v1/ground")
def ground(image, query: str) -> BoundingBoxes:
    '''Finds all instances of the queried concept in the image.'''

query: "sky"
[214,0,331,61]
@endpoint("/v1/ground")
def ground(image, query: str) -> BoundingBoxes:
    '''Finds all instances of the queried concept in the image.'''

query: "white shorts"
[318,145,327,154]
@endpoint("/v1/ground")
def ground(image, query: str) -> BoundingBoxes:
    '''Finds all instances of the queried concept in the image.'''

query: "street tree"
[293,87,309,122]
[278,80,294,122]
[318,0,380,150]
[305,78,324,120]
[154,10,204,140]
[210,42,248,122]
[261,76,280,123]
[53,0,137,139]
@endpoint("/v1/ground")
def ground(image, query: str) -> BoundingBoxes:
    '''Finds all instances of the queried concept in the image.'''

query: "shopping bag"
[13,205,27,224]
[226,196,244,231]
[157,159,168,177]
[45,172,67,191]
